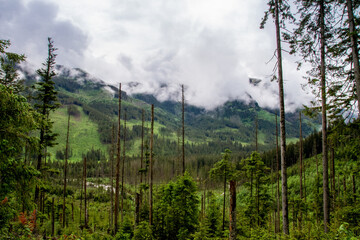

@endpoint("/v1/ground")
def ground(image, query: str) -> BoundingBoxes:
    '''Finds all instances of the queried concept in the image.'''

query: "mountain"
[22,65,320,161]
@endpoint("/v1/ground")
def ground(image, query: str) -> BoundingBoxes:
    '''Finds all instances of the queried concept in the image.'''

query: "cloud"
[0,0,89,68]
[0,0,313,111]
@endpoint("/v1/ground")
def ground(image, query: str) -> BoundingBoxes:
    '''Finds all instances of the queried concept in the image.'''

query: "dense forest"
[1,0,360,239]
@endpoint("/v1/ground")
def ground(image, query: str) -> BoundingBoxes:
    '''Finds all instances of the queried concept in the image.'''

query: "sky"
[0,0,313,110]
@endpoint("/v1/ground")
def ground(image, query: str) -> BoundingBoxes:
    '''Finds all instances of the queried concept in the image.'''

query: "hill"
[22,65,320,162]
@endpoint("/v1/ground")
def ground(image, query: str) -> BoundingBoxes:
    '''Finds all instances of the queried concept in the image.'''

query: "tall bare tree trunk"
[299,112,303,228]
[149,104,154,225]
[140,109,144,206]
[110,124,115,229]
[320,0,330,232]
[352,174,356,203]
[182,85,185,175]
[84,157,88,228]
[52,197,55,237]
[229,180,236,240]
[115,83,122,233]
[275,114,280,233]
[63,114,70,228]
[346,0,360,116]
[275,0,289,234]
[299,113,303,200]
[80,167,83,225]
[222,171,226,231]
[121,111,127,223]
[255,114,258,152]
[331,146,335,205]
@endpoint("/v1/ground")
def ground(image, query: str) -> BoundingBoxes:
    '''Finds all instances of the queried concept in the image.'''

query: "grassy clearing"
[48,106,108,162]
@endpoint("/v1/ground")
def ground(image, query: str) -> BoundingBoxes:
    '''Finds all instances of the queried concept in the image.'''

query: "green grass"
[48,106,108,162]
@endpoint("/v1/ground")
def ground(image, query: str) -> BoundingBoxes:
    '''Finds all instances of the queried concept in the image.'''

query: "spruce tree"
[0,40,26,93]
[260,0,293,234]
[290,0,338,232]
[34,37,59,205]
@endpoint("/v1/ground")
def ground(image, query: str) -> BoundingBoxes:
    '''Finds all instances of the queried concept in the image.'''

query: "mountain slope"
[23,65,320,161]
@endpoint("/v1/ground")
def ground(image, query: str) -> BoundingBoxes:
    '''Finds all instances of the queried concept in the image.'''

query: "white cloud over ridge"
[0,0,313,111]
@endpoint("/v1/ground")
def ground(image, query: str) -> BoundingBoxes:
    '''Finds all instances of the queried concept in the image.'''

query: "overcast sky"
[1,0,313,110]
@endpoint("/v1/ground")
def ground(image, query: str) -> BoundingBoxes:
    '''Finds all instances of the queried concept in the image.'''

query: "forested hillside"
[19,64,320,163]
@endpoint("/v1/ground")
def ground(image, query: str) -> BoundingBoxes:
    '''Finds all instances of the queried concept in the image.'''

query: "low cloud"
[0,0,313,111]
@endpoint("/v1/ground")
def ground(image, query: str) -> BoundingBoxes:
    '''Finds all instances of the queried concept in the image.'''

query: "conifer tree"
[34,37,59,205]
[290,0,337,232]
[0,40,25,93]
[345,0,360,116]
[260,0,293,234]
[209,149,233,232]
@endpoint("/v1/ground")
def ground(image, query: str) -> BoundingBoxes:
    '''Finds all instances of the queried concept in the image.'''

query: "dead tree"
[121,111,127,223]
[114,83,122,233]
[149,104,154,225]
[63,113,70,228]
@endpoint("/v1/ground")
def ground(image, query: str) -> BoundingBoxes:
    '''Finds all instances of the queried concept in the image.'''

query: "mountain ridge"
[21,65,320,161]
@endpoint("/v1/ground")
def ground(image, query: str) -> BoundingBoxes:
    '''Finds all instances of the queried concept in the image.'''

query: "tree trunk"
[121,111,127,223]
[84,157,88,228]
[222,171,226,231]
[255,114,258,152]
[299,112,303,200]
[275,114,280,233]
[344,176,347,204]
[115,83,122,233]
[149,104,154,225]
[51,197,55,237]
[331,147,336,205]
[140,109,144,206]
[275,0,289,234]
[80,168,83,225]
[299,112,303,228]
[182,84,185,175]
[346,0,360,116]
[257,175,260,226]
[229,180,236,240]
[63,114,70,228]
[110,124,115,230]
[135,193,140,225]
[320,0,330,232]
